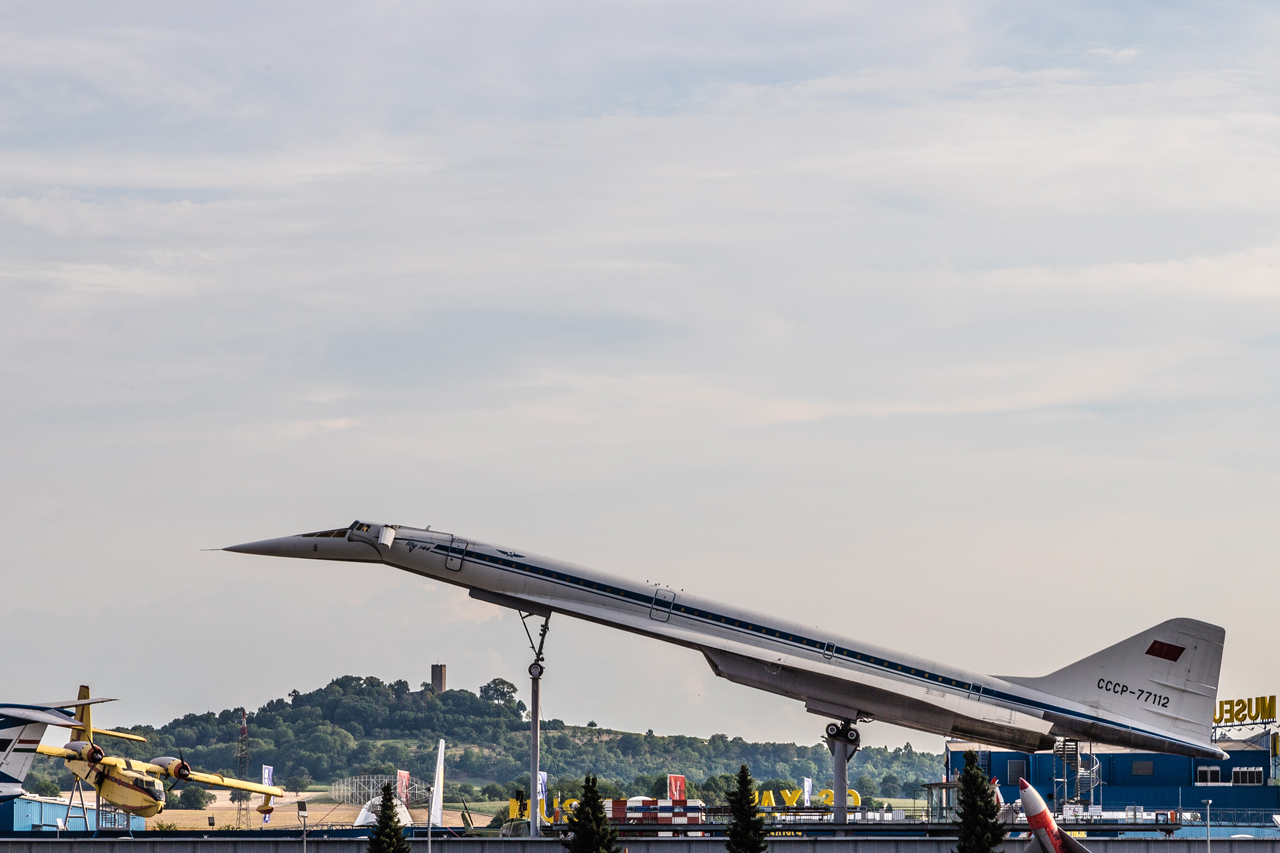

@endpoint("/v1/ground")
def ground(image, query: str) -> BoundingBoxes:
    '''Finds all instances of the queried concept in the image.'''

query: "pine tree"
[725,764,767,853]
[367,782,411,853]
[955,750,1006,853]
[563,775,620,853]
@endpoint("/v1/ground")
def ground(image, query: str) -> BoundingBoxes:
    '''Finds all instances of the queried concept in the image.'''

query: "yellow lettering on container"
[781,789,802,806]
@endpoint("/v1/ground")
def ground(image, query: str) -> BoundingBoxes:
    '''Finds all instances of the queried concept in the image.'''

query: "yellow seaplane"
[37,687,284,819]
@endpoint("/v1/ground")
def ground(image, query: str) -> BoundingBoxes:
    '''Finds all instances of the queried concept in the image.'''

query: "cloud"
[1087,47,1141,64]
[3,0,1280,750]
[236,418,361,448]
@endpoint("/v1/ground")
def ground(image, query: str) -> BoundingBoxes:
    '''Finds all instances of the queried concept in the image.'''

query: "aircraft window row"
[508,557,974,690]
[301,529,348,538]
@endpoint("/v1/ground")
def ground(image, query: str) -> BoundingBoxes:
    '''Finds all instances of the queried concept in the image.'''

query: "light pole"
[298,801,309,853]
[1201,799,1211,853]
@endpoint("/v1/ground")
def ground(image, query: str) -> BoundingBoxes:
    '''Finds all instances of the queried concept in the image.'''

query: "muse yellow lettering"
[1213,695,1277,725]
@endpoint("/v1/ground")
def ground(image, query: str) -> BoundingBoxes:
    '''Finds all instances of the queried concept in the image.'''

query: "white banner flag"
[262,766,274,823]
[429,739,445,826]
[803,778,812,807]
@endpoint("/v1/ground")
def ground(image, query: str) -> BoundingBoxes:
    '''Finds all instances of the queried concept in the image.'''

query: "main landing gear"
[825,719,862,827]
[825,721,861,750]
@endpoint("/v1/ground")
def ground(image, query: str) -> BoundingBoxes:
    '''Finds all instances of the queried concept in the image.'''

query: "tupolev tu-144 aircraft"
[226,521,1227,760]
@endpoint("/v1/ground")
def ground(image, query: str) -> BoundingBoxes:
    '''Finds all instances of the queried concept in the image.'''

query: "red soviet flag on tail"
[668,775,686,799]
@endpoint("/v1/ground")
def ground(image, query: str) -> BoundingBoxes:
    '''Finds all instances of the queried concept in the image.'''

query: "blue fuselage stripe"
[408,540,1200,752]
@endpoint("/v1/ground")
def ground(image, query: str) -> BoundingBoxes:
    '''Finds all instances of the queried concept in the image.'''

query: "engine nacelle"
[150,757,191,780]
[65,741,104,763]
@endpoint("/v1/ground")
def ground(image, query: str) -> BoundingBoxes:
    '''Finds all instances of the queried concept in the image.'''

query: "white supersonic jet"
[225,521,1227,760]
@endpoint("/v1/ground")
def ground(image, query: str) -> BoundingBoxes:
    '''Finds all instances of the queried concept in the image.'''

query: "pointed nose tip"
[1018,778,1030,790]
[222,537,287,557]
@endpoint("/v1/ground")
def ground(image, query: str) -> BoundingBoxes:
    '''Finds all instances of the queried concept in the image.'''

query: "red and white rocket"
[1018,778,1093,853]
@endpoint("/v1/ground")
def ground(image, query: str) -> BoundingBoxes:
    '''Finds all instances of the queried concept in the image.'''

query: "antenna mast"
[235,710,250,829]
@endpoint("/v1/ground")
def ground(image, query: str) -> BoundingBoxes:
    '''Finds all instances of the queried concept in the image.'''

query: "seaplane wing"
[225,521,1228,760]
[184,770,284,797]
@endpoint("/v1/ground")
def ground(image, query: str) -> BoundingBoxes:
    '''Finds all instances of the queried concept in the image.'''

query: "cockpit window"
[355,524,372,532]
[302,529,350,538]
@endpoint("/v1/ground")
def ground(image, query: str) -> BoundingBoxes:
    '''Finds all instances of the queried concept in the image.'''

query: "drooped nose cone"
[223,536,295,557]
[222,526,385,563]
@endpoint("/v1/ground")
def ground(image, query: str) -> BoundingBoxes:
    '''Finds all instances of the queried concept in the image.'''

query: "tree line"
[26,674,942,802]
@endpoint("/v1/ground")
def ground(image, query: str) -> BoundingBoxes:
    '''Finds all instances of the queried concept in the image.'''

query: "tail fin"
[1004,618,1224,744]
[72,686,93,743]
[0,721,48,795]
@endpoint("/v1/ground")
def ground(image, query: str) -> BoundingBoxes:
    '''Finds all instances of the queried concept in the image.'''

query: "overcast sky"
[3,1,1279,758]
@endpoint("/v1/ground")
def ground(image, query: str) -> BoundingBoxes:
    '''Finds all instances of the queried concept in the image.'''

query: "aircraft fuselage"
[227,522,1224,760]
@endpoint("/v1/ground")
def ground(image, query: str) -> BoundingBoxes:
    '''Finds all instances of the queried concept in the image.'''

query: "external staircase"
[1052,738,1101,812]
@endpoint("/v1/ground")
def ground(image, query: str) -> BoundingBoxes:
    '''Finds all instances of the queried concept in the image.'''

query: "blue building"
[0,795,146,832]
[945,733,1280,814]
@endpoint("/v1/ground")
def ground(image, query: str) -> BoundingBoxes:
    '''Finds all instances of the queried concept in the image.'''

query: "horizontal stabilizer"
[71,726,146,743]
[1004,618,1224,747]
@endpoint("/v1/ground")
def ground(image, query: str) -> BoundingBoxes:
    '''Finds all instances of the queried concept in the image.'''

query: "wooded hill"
[28,675,942,803]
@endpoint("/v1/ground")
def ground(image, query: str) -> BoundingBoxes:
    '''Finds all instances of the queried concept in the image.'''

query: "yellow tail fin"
[73,685,93,743]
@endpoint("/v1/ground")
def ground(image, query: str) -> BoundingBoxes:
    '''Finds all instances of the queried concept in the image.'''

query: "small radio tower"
[235,710,251,829]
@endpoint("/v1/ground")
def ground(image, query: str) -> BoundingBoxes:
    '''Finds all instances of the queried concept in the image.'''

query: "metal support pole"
[1202,799,1212,853]
[530,666,541,838]
[832,738,849,825]
[521,611,549,839]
